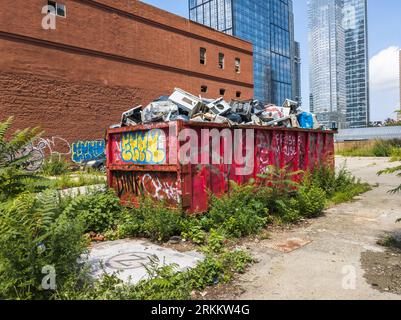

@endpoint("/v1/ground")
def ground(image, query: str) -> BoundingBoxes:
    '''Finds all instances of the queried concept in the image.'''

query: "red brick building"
[0,0,253,143]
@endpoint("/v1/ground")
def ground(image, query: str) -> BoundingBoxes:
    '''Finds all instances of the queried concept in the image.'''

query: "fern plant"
[0,117,46,201]
[0,191,87,299]
[378,165,401,194]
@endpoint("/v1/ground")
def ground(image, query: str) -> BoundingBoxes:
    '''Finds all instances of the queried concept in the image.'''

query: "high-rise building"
[399,50,401,121]
[308,0,347,129]
[308,0,369,129]
[189,0,298,106]
[293,41,302,105]
[343,0,369,128]
[308,0,346,128]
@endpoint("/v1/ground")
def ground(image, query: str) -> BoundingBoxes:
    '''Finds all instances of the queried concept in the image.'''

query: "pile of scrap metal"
[115,88,323,130]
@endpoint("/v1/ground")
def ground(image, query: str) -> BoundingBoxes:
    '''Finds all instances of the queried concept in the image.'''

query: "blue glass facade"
[189,0,296,105]
[308,0,347,129]
[344,0,369,128]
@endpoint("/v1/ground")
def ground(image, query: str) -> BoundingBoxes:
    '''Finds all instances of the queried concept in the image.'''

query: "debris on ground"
[115,88,326,130]
[361,248,401,295]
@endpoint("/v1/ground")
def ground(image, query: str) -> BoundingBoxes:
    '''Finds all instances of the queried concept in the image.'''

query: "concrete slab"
[85,239,204,284]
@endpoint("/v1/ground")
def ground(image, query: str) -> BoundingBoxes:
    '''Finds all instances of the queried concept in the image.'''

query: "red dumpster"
[106,121,335,213]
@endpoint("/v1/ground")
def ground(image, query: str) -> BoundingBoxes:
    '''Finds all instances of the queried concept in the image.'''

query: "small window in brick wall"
[48,1,66,18]
[200,48,206,65]
[201,85,208,93]
[235,58,241,73]
[236,91,242,98]
[220,88,226,96]
[218,53,225,69]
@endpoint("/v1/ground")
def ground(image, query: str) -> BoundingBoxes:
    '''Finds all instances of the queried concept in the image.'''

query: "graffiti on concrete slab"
[121,129,166,165]
[105,252,153,270]
[71,140,105,163]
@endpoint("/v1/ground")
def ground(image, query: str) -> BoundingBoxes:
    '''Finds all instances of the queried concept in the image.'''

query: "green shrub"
[180,218,207,244]
[372,139,401,157]
[0,191,87,300]
[186,250,252,291]
[275,198,301,223]
[207,182,269,238]
[307,166,337,196]
[220,250,254,274]
[63,189,124,234]
[297,185,326,218]
[330,183,371,204]
[390,148,401,162]
[123,197,183,242]
[207,229,225,253]
[41,156,70,176]
[50,173,106,190]
[304,165,371,205]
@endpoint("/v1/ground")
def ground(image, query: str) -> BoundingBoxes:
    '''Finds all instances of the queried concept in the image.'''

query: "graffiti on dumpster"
[71,140,105,163]
[121,129,166,165]
[141,174,181,203]
[114,172,181,204]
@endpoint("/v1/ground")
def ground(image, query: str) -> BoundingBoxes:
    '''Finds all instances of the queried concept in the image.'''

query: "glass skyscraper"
[308,0,347,129]
[343,0,369,128]
[308,0,369,129]
[189,0,297,106]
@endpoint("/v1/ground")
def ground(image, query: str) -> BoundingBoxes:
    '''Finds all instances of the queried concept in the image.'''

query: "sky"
[141,0,401,121]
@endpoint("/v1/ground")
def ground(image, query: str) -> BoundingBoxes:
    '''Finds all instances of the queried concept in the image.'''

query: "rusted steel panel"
[106,120,336,213]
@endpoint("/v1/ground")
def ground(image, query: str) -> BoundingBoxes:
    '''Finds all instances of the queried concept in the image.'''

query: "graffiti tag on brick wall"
[13,137,71,172]
[71,140,105,163]
[121,129,166,165]
[36,137,71,160]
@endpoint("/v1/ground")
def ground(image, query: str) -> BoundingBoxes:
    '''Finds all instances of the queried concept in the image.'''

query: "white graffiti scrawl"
[12,136,71,172]
[141,174,181,203]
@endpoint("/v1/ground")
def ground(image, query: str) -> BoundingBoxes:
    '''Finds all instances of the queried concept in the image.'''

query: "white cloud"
[370,46,399,91]
[369,46,400,121]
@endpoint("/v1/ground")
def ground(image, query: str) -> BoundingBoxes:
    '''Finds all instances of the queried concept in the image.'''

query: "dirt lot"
[210,157,401,300]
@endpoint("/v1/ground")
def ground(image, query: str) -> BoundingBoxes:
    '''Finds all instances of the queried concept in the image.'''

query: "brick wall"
[0,0,253,142]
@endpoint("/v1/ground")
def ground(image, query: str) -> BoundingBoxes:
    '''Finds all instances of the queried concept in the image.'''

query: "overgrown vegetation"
[0,117,374,300]
[306,165,371,205]
[41,155,70,176]
[0,117,48,201]
[54,249,253,300]
[49,172,106,191]
[390,148,401,162]
[337,139,401,158]
[0,191,88,299]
